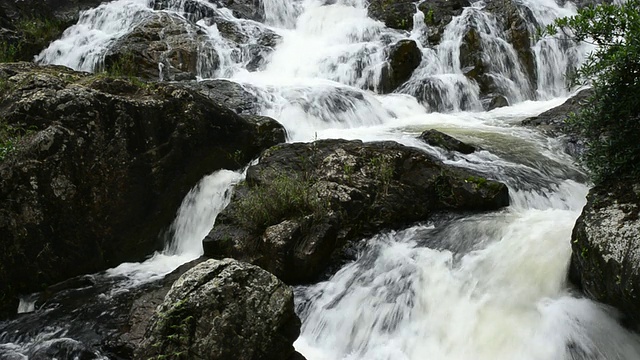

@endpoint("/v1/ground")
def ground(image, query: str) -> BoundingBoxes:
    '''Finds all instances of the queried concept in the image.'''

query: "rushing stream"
[2,0,640,358]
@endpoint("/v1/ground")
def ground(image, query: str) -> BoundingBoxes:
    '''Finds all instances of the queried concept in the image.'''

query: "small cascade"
[165,170,243,257]
[257,0,392,88]
[520,0,593,98]
[36,0,152,71]
[401,4,532,109]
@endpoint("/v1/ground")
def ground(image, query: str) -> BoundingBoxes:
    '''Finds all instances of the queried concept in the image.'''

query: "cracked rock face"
[135,258,301,360]
[569,177,640,329]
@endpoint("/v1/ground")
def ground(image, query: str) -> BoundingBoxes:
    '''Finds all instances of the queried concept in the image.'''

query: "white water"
[103,169,243,293]
[26,0,640,358]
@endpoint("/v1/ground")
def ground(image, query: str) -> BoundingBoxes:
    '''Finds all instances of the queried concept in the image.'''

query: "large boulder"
[0,63,285,317]
[136,258,302,360]
[104,13,281,80]
[379,39,422,93]
[569,176,640,330]
[104,13,210,81]
[204,139,509,284]
[418,0,470,44]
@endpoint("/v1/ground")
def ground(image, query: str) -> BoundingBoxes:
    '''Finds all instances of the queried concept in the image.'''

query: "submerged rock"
[419,129,476,154]
[569,176,640,330]
[0,63,285,317]
[488,94,509,110]
[136,258,301,360]
[204,139,509,284]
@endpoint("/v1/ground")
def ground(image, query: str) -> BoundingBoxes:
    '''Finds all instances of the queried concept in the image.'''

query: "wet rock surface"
[105,12,282,80]
[569,176,640,330]
[0,63,285,317]
[204,139,509,284]
[105,12,211,81]
[484,0,538,95]
[136,258,302,360]
[419,129,476,154]
[418,0,470,44]
[522,88,592,156]
[187,79,261,115]
[379,39,422,93]
[0,258,204,359]
[522,89,592,134]
[367,0,415,31]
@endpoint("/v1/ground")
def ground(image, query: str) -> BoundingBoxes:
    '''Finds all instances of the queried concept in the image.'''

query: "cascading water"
[5,0,640,358]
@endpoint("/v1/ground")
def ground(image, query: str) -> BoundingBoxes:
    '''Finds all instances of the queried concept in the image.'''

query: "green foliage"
[104,52,139,78]
[234,172,327,231]
[369,155,394,194]
[0,42,20,63]
[425,8,436,25]
[14,17,66,59]
[465,175,488,187]
[0,123,29,161]
[547,0,640,182]
[16,17,64,42]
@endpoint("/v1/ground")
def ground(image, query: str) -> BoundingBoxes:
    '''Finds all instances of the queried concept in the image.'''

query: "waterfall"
[5,0,640,359]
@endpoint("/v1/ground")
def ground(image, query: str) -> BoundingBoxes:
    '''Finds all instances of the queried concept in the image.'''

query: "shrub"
[548,0,640,182]
[0,42,20,63]
[234,172,327,230]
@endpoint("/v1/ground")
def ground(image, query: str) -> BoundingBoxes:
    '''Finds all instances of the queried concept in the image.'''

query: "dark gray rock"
[0,63,285,317]
[488,94,509,110]
[522,89,592,133]
[367,0,415,31]
[419,129,476,154]
[379,39,422,93]
[185,79,261,115]
[204,139,509,284]
[522,88,592,157]
[135,258,301,360]
[418,0,470,44]
[104,13,282,80]
[569,176,640,330]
